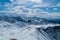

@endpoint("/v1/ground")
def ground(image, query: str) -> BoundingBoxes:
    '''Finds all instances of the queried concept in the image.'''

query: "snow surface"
[0,19,60,40]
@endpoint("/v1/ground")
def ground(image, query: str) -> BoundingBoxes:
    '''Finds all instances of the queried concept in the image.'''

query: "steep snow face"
[0,21,59,40]
[0,19,60,40]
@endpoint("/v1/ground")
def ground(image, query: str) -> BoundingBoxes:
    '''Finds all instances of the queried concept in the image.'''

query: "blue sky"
[43,0,60,4]
[0,0,10,3]
[0,0,60,13]
[0,0,60,5]
[0,0,60,4]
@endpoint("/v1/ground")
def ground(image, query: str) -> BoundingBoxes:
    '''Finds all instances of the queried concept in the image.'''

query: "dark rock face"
[0,16,25,23]
[10,39,17,40]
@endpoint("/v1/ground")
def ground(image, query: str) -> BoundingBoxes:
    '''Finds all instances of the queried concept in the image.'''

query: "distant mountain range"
[0,13,60,24]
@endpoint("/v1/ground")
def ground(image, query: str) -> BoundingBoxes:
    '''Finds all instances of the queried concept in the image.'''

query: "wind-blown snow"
[0,20,60,40]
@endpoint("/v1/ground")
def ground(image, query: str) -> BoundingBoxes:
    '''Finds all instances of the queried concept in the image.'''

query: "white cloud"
[32,0,42,3]
[10,0,14,2]
[0,0,60,20]
[56,3,60,6]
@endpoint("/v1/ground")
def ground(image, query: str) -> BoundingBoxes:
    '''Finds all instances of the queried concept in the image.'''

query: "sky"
[0,0,60,5]
[0,0,60,13]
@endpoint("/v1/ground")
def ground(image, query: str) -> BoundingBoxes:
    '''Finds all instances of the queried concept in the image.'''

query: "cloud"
[0,0,60,20]
[56,3,60,6]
